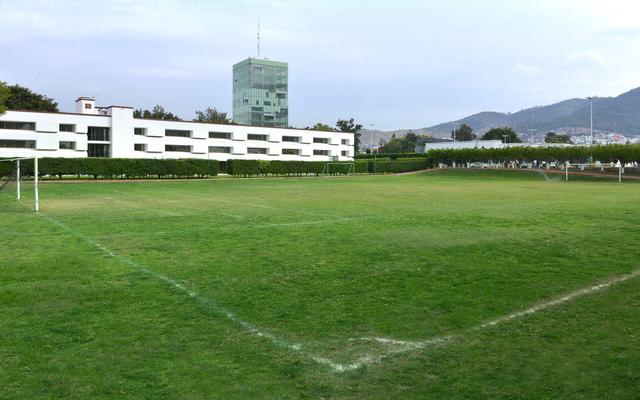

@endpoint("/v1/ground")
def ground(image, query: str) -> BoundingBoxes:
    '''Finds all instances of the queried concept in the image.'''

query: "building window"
[59,124,75,132]
[0,121,36,130]
[209,146,231,153]
[247,147,267,154]
[341,150,349,156]
[134,143,147,151]
[282,148,300,155]
[248,134,267,141]
[341,139,349,145]
[0,140,36,148]
[88,143,110,157]
[165,129,191,138]
[314,150,329,156]
[134,128,146,136]
[87,126,110,141]
[209,131,232,139]
[59,141,76,150]
[165,144,191,152]
[313,137,329,144]
[282,136,300,142]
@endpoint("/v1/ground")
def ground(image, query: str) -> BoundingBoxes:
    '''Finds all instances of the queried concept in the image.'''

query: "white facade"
[0,98,355,162]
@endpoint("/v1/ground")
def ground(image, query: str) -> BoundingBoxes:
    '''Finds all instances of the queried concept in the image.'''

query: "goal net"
[322,162,355,175]
[0,157,40,212]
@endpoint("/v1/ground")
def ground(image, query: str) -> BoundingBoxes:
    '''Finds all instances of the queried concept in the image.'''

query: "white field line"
[344,267,640,371]
[16,201,640,373]
[167,191,319,217]
[30,208,350,372]
[98,195,183,217]
[91,216,374,240]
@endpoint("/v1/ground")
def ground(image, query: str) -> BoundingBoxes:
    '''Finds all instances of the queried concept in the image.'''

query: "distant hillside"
[369,87,640,141]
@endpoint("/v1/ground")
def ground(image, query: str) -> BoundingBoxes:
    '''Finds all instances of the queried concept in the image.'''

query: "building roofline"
[5,109,110,117]
[1,110,352,134]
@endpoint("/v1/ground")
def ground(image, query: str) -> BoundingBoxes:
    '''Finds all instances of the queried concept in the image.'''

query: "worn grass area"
[1,170,639,399]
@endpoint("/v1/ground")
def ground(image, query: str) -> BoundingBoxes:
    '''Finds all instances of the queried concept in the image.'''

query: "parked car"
[519,162,530,169]
[469,162,484,168]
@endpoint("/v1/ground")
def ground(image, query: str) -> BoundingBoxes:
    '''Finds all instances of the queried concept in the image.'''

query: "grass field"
[1,170,639,399]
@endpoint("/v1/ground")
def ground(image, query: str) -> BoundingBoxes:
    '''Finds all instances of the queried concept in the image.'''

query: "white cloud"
[513,63,541,75]
[566,50,607,68]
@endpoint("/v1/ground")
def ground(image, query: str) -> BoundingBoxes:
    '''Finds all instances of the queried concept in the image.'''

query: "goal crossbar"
[322,162,355,175]
[0,157,39,212]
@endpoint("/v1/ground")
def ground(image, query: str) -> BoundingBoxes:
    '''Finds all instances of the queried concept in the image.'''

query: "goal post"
[562,160,626,183]
[322,162,355,175]
[0,157,39,212]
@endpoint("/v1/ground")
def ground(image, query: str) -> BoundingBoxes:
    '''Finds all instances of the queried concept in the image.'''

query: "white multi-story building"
[0,97,354,162]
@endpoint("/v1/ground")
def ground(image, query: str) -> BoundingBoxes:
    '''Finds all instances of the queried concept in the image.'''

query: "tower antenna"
[257,18,261,58]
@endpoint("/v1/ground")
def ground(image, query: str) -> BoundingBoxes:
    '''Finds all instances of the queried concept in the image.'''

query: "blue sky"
[1,0,639,130]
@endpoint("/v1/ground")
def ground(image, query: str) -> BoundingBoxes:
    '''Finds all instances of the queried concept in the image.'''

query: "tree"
[482,127,522,143]
[545,131,572,144]
[5,84,58,112]
[0,82,9,115]
[133,105,181,121]
[311,122,334,131]
[193,107,231,124]
[378,131,428,153]
[336,118,363,152]
[452,124,476,141]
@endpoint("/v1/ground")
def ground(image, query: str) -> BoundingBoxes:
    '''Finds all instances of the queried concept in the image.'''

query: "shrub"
[1,158,218,179]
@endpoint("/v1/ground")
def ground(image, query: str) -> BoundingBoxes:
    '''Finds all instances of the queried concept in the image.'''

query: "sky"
[1,0,639,130]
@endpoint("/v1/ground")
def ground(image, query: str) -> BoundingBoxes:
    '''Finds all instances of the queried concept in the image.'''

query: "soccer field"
[2,170,639,399]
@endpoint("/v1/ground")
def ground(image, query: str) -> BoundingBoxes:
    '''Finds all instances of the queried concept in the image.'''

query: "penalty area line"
[28,207,350,373]
[346,267,640,371]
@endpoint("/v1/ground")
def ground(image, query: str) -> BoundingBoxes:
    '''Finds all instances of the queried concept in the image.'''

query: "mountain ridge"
[363,87,640,142]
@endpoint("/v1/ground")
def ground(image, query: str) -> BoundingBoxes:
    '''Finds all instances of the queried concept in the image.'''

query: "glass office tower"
[233,58,288,128]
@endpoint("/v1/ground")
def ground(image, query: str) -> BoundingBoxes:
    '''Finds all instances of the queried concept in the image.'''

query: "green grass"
[1,170,639,399]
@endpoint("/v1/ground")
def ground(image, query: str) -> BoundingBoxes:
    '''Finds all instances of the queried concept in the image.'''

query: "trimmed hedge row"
[227,158,430,177]
[0,158,218,179]
[427,144,640,164]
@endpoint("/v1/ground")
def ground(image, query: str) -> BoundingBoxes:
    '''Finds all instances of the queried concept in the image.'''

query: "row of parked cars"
[467,161,558,169]
[467,160,639,169]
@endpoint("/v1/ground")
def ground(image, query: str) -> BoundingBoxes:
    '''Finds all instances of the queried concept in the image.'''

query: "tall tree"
[0,82,9,115]
[193,107,231,124]
[133,105,181,121]
[311,122,334,131]
[482,127,523,143]
[378,131,429,153]
[5,84,58,112]
[545,131,572,144]
[453,124,476,141]
[336,118,363,152]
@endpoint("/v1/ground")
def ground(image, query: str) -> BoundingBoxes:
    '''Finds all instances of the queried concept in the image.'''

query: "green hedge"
[227,159,430,177]
[0,158,218,179]
[367,159,430,173]
[426,145,640,164]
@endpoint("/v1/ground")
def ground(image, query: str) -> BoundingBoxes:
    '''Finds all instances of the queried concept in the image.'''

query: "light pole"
[588,96,594,147]
[452,122,458,142]
[369,123,377,173]
[369,123,374,155]
[588,96,594,163]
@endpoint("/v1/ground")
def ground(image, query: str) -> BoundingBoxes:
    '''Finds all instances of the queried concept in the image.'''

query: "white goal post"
[0,157,39,212]
[562,160,627,183]
[322,162,355,175]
